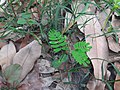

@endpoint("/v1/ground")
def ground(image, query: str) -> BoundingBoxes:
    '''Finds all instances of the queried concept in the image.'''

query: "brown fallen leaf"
[87,80,106,90]
[76,1,96,33]
[13,40,42,81]
[0,22,5,29]
[0,40,7,48]
[85,14,109,78]
[87,70,110,90]
[96,8,110,27]
[15,35,33,51]
[35,59,55,88]
[0,41,16,70]
[83,15,109,90]
[36,59,55,74]
[35,59,71,89]
[18,70,43,90]
[114,62,120,90]
[18,84,29,90]
[19,34,30,49]
[107,36,120,53]
[54,78,71,90]
[112,14,120,28]
[111,15,120,44]
[19,59,56,90]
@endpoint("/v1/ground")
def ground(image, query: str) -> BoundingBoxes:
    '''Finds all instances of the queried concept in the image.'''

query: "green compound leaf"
[52,54,68,68]
[51,42,67,48]
[54,48,62,53]
[74,42,92,52]
[48,29,68,53]
[72,41,92,66]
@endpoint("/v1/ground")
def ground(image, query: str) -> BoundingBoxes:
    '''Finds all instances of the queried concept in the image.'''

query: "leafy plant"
[0,64,22,89]
[49,29,92,67]
[48,29,68,53]
[17,12,37,25]
[71,42,92,66]
[1,0,119,89]
[114,0,120,9]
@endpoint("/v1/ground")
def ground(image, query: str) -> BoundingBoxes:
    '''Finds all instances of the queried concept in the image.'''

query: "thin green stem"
[102,9,113,31]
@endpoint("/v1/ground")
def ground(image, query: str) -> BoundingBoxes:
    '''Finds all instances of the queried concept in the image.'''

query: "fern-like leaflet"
[72,42,92,66]
[48,29,92,67]
[48,29,68,53]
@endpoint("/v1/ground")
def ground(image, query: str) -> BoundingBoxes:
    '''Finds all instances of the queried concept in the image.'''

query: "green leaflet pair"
[48,29,92,68]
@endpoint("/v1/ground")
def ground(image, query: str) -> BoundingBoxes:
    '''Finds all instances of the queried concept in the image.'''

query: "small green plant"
[17,12,37,25]
[0,64,22,89]
[71,42,92,66]
[113,0,120,9]
[48,29,68,53]
[48,29,92,68]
